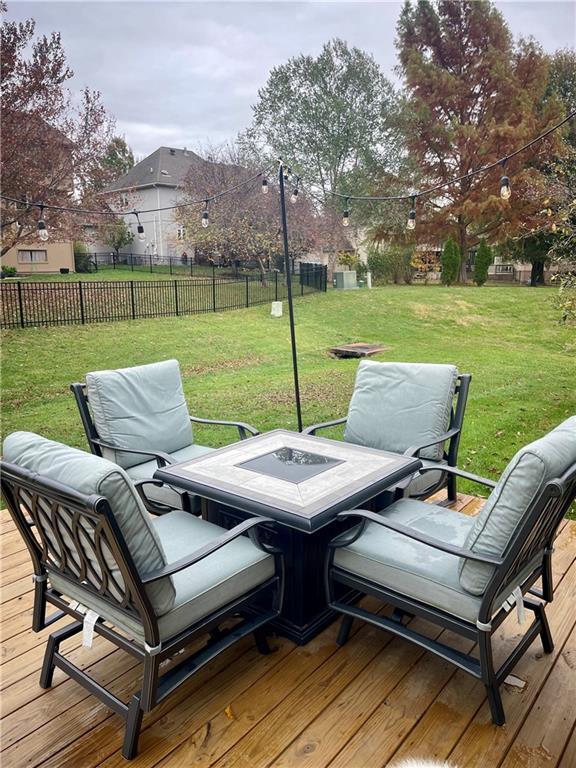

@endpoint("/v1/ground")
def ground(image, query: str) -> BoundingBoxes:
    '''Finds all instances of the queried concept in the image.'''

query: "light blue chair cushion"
[460,416,576,595]
[405,459,447,497]
[333,498,538,623]
[344,361,458,462]
[53,511,275,645]
[86,359,193,470]
[2,432,175,615]
[126,443,214,508]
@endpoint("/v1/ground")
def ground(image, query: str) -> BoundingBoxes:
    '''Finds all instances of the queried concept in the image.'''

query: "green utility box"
[334,271,357,290]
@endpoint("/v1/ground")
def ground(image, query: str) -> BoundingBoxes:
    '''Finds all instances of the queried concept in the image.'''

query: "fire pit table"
[155,429,421,644]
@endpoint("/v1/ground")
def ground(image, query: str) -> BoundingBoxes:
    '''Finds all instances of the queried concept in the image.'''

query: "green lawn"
[12,265,219,282]
[1,285,574,501]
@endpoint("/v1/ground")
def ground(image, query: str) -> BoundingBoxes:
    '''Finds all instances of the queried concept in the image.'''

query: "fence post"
[212,272,217,312]
[245,275,249,308]
[212,263,216,281]
[78,281,85,324]
[190,260,193,277]
[174,280,179,316]
[131,254,134,272]
[113,254,116,270]
[149,254,153,274]
[94,254,98,272]
[169,258,173,275]
[130,281,136,320]
[275,270,278,301]
[17,281,25,328]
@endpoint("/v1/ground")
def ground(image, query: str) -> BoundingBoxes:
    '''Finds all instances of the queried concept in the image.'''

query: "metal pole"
[278,161,303,432]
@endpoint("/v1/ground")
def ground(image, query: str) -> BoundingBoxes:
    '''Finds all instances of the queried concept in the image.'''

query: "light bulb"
[342,210,350,227]
[291,188,299,204]
[262,178,268,194]
[202,211,209,228]
[137,224,145,241]
[407,208,416,230]
[38,220,49,241]
[500,176,511,200]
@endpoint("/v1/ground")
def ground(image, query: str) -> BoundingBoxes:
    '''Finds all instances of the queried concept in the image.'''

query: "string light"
[202,200,209,228]
[133,211,145,241]
[290,178,300,204]
[500,159,511,200]
[262,178,268,194]
[37,205,48,241]
[407,196,416,230]
[342,199,350,227]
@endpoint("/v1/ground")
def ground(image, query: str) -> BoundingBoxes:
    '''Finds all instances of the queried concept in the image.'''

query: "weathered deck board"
[1,497,575,768]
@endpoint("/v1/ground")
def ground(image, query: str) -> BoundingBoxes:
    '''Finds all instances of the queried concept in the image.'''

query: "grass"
[12,265,220,282]
[1,285,574,502]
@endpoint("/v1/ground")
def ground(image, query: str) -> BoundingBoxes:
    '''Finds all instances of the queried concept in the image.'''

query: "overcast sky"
[8,1,576,158]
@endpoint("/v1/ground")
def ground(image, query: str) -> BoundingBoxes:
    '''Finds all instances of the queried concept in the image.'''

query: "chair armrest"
[133,479,190,516]
[92,439,175,468]
[334,509,503,566]
[417,464,497,489]
[301,417,347,436]
[189,416,259,440]
[404,427,461,458]
[141,516,279,584]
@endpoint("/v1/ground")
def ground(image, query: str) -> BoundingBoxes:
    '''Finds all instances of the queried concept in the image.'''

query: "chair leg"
[447,473,457,504]
[336,615,354,647]
[478,628,505,726]
[535,602,554,654]
[123,694,144,760]
[254,628,272,655]
[40,621,82,689]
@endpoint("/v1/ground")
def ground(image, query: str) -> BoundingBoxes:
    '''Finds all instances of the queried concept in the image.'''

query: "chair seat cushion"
[56,511,276,645]
[405,459,447,498]
[344,362,458,461]
[126,443,214,509]
[334,499,484,622]
[86,359,193,469]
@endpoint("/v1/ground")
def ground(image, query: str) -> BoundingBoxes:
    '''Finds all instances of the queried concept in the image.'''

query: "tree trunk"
[458,219,468,284]
[256,255,268,287]
[530,260,545,286]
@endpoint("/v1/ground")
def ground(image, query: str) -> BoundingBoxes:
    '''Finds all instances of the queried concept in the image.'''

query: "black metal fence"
[0,266,327,329]
[74,251,305,279]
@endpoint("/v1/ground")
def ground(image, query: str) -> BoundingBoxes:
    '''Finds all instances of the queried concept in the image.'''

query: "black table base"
[203,500,363,645]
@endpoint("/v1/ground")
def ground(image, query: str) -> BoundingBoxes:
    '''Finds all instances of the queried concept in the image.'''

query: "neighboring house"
[99,147,207,260]
[2,241,75,274]
[1,118,76,275]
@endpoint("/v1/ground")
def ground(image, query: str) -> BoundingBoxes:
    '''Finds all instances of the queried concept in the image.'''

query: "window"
[177,225,186,241]
[18,250,48,263]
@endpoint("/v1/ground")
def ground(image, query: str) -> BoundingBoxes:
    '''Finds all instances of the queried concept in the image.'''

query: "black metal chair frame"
[1,461,283,760]
[303,373,472,502]
[71,381,260,514]
[326,461,576,726]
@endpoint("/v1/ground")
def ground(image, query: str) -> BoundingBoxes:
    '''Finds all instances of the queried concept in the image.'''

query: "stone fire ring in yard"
[329,343,387,359]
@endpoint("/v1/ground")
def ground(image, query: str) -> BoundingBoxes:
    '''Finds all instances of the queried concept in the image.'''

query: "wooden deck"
[1,493,575,768]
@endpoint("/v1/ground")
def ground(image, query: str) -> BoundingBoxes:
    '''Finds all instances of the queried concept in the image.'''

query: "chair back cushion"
[344,361,458,461]
[86,359,193,469]
[2,432,176,615]
[460,416,576,595]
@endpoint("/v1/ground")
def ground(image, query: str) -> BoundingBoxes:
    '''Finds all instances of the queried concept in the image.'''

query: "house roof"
[103,146,205,193]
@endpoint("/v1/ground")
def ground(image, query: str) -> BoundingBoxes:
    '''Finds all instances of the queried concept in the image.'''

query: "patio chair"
[303,361,471,501]
[71,358,259,514]
[1,431,283,759]
[326,416,576,726]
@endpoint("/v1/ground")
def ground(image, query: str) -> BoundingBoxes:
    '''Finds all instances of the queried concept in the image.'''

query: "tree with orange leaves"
[395,0,568,282]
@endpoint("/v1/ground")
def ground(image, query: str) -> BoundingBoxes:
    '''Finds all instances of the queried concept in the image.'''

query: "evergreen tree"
[441,237,460,286]
[474,239,493,286]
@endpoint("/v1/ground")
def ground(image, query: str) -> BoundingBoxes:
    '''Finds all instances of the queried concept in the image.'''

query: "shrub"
[367,244,413,284]
[74,252,93,273]
[553,272,576,324]
[1,265,17,278]
[474,239,493,286]
[441,237,460,286]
